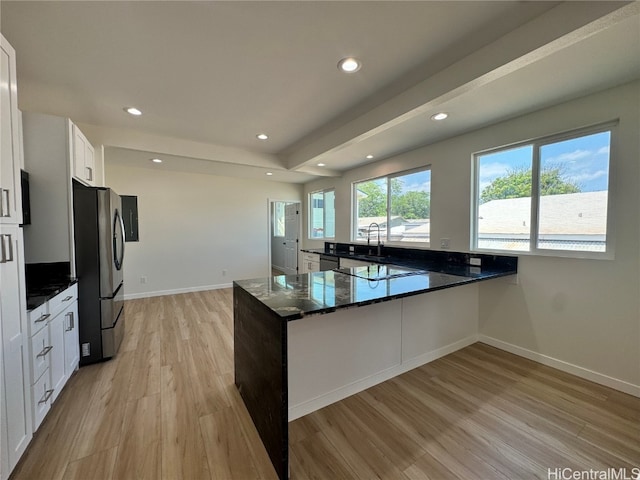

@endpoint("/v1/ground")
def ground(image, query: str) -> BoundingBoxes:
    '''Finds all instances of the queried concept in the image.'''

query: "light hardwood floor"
[11,289,639,479]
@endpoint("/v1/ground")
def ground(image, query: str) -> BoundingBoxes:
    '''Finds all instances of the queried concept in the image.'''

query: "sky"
[359,169,432,194]
[478,131,611,193]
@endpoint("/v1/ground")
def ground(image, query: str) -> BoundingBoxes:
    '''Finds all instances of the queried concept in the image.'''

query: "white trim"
[124,282,233,300]
[288,334,477,421]
[478,335,640,398]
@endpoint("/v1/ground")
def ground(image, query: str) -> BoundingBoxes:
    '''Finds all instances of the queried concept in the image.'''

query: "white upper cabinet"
[0,35,22,224]
[72,124,95,186]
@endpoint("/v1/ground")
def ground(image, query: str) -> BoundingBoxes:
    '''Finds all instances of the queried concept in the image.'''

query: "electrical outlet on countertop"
[469,257,482,267]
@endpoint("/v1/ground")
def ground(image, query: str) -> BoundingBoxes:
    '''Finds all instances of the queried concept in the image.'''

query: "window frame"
[471,121,617,259]
[308,188,335,240]
[351,165,432,246]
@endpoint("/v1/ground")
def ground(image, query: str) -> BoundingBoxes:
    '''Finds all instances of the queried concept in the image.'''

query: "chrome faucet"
[367,222,383,257]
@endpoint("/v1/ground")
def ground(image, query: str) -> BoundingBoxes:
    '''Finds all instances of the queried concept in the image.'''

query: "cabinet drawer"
[30,326,51,385]
[31,368,52,431]
[302,253,319,263]
[28,302,50,336]
[49,284,78,319]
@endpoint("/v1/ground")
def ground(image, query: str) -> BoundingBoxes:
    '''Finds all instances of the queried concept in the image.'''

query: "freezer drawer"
[101,282,124,329]
[102,306,125,359]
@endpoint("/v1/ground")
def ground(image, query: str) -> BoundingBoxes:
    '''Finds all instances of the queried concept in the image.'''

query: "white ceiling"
[1,1,638,183]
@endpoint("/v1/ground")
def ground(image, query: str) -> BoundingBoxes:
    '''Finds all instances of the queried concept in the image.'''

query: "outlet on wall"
[440,238,451,249]
[140,275,147,284]
[222,269,227,276]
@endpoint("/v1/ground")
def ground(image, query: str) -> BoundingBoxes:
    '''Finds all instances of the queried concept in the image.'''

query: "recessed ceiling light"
[366,154,374,159]
[338,57,361,73]
[125,107,142,116]
[256,133,269,140]
[151,158,162,163]
[266,172,273,176]
[317,163,326,167]
[431,112,448,121]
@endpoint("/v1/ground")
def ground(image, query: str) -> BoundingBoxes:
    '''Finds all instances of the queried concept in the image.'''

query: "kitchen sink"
[335,264,427,281]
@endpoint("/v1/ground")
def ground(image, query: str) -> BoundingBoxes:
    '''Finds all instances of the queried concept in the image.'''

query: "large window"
[309,189,335,239]
[472,124,614,257]
[353,167,431,244]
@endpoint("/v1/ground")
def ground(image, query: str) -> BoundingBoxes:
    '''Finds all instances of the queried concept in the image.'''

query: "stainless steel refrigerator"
[73,180,125,365]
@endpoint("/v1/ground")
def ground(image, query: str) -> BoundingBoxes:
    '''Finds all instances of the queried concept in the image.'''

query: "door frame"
[267,198,301,276]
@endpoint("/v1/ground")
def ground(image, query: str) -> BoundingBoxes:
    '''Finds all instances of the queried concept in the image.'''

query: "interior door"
[283,203,299,275]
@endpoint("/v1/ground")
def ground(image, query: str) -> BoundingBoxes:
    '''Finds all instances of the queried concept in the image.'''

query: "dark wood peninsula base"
[233,285,288,480]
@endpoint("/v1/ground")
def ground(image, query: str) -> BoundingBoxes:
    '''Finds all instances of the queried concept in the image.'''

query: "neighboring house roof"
[357,216,406,228]
[478,191,607,235]
[401,221,430,235]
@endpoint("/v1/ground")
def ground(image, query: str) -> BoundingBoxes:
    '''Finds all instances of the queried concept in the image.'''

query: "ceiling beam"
[284,1,635,170]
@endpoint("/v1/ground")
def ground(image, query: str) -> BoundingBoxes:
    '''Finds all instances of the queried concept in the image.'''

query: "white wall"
[105,163,302,298]
[303,81,640,393]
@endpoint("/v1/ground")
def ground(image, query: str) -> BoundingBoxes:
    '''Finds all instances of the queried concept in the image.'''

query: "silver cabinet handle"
[37,345,53,358]
[86,166,93,181]
[65,311,74,331]
[0,234,12,263]
[0,188,10,217]
[38,388,54,405]
[62,295,73,302]
[35,313,51,323]
[5,235,13,262]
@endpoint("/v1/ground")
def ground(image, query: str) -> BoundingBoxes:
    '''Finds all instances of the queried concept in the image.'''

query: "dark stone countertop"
[27,277,78,311]
[238,244,517,321]
[234,266,514,321]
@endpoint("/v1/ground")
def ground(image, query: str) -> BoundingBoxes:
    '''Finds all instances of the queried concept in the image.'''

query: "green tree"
[392,191,430,219]
[480,166,580,204]
[357,181,387,217]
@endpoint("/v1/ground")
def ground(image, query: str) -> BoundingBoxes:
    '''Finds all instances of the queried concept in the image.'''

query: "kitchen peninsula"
[234,245,517,479]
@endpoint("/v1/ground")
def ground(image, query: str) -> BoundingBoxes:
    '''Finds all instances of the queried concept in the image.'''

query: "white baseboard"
[401,335,478,372]
[123,282,233,300]
[288,334,477,421]
[478,335,640,398]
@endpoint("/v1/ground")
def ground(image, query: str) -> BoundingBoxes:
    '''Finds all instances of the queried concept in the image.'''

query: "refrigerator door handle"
[113,208,125,271]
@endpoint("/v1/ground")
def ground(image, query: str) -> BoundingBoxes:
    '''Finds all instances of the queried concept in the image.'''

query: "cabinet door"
[72,125,87,181]
[0,227,32,468]
[0,35,22,224]
[48,311,66,404]
[31,367,51,431]
[72,125,95,186]
[84,143,95,185]
[1,291,8,480]
[63,301,79,377]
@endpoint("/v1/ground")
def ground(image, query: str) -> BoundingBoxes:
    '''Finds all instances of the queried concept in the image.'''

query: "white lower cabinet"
[300,252,320,273]
[31,364,52,430]
[49,311,66,404]
[63,301,79,379]
[27,283,79,431]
